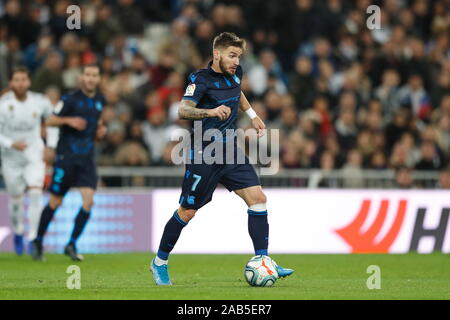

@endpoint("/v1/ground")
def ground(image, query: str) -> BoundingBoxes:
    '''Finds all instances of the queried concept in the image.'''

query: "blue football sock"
[157,210,188,260]
[69,207,90,245]
[36,205,56,242]
[248,209,269,256]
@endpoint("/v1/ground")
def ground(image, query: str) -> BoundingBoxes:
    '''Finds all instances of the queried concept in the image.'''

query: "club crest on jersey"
[9,105,14,112]
[33,112,37,118]
[184,84,196,96]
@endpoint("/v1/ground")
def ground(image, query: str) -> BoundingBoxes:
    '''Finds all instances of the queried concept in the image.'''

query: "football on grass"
[244,255,278,287]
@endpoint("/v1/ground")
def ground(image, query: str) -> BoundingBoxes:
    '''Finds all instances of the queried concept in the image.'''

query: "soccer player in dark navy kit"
[31,64,106,261]
[151,32,294,285]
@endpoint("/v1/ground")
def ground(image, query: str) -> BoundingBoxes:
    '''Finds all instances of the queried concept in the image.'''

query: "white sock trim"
[248,203,267,212]
[154,256,168,266]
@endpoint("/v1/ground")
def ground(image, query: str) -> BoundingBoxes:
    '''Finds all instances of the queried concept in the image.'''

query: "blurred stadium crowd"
[0,0,449,188]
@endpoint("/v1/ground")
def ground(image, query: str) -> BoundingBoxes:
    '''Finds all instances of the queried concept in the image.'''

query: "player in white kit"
[0,67,53,255]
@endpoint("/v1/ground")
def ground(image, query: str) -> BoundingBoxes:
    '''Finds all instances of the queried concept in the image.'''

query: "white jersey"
[0,91,52,163]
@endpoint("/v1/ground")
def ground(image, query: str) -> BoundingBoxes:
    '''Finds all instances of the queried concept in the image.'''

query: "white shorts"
[1,158,45,196]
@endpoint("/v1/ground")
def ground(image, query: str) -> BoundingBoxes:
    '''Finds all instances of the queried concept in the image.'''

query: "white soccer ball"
[244,255,278,287]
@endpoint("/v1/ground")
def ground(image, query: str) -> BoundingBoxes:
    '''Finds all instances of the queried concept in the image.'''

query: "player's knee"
[83,199,94,211]
[49,195,62,209]
[249,192,267,206]
[178,207,196,222]
[28,188,42,203]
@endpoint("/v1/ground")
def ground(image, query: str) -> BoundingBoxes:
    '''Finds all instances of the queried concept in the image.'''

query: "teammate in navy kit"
[151,32,294,285]
[31,64,106,261]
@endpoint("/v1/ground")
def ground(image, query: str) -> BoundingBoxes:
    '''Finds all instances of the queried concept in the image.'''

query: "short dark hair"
[82,63,101,73]
[213,32,246,51]
[10,65,30,79]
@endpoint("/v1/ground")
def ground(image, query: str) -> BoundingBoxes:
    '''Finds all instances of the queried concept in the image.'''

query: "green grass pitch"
[0,253,449,300]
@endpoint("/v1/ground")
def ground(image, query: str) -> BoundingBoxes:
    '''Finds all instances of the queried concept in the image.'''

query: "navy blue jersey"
[178,62,261,209]
[182,61,242,135]
[55,90,104,158]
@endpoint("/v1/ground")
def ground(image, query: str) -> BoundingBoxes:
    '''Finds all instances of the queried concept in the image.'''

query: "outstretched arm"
[45,115,86,131]
[239,91,252,112]
[239,91,265,137]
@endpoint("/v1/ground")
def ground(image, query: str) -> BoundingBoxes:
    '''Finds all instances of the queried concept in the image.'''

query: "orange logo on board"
[335,199,407,253]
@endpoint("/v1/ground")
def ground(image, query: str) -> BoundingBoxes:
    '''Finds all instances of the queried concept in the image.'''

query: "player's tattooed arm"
[178,99,209,120]
[178,100,231,120]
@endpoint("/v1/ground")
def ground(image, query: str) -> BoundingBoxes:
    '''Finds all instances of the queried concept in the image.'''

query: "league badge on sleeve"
[184,84,196,96]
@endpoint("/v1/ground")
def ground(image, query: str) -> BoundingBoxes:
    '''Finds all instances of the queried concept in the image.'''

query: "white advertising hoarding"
[151,189,450,254]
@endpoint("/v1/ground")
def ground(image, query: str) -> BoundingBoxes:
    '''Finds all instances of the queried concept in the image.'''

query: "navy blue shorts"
[179,158,261,210]
[48,154,98,196]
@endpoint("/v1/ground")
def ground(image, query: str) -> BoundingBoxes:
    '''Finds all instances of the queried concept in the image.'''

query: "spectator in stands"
[437,168,450,189]
[374,69,401,118]
[370,150,388,170]
[158,18,202,74]
[92,4,121,52]
[342,149,365,188]
[431,70,450,109]
[98,121,127,166]
[288,56,315,110]
[194,20,215,61]
[62,53,81,90]
[248,49,286,96]
[394,166,415,189]
[115,0,145,36]
[335,109,357,152]
[316,150,340,188]
[142,107,174,165]
[32,50,64,93]
[114,141,150,167]
[415,140,444,171]
[385,108,413,152]
[398,74,432,122]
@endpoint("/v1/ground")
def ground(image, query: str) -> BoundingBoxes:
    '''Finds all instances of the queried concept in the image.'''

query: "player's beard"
[81,82,97,96]
[12,88,28,100]
[219,57,233,77]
